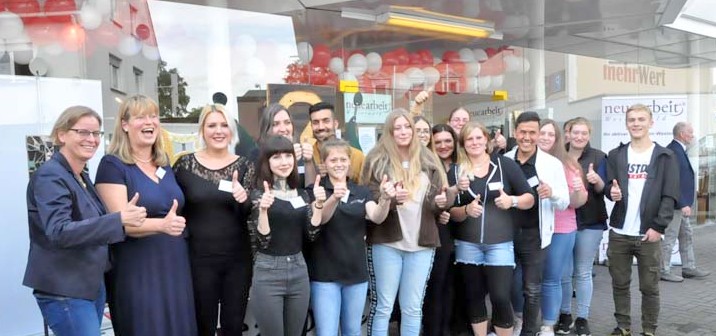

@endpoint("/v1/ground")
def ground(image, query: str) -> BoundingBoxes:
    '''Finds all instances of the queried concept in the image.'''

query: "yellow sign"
[339,80,359,93]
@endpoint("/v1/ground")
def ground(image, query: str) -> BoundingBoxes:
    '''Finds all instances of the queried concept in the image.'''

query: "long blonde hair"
[362,109,445,194]
[541,119,582,172]
[107,95,169,166]
[455,121,493,175]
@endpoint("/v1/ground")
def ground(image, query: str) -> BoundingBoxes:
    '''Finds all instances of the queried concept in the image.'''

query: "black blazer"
[23,152,125,300]
[666,140,695,208]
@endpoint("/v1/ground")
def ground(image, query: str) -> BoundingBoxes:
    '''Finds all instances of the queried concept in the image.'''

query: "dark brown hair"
[255,135,299,189]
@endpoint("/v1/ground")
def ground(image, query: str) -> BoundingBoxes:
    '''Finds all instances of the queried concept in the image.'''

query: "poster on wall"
[344,92,392,124]
[463,100,508,135]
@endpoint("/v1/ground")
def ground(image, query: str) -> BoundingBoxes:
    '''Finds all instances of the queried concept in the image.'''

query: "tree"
[157,60,190,117]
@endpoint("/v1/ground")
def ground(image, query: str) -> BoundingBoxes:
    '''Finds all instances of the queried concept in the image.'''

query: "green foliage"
[157,60,190,117]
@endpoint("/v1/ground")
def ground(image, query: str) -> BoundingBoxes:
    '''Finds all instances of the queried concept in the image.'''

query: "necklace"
[74,173,87,189]
[133,155,152,164]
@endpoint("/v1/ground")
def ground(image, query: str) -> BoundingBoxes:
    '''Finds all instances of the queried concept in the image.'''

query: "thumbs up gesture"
[121,192,147,227]
[293,143,303,160]
[610,179,622,201]
[438,211,450,224]
[536,179,552,199]
[457,169,471,191]
[435,186,448,208]
[232,170,248,203]
[379,175,395,200]
[495,188,512,210]
[466,194,484,217]
[395,181,409,204]
[572,176,585,193]
[301,142,314,161]
[586,163,602,185]
[162,199,186,236]
[494,129,507,150]
[260,181,275,211]
[332,180,348,200]
[414,90,429,105]
[313,175,326,204]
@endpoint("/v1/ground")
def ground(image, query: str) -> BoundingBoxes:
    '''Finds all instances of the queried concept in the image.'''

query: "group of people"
[23,93,708,336]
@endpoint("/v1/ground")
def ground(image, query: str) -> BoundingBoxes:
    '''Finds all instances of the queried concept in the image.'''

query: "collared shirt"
[514,149,540,229]
[313,141,365,183]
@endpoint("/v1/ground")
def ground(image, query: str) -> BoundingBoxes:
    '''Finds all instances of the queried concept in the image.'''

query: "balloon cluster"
[288,42,530,95]
[0,0,159,61]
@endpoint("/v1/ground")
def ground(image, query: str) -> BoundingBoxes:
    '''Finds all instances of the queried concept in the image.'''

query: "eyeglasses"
[69,129,104,139]
[450,118,469,123]
[416,129,431,135]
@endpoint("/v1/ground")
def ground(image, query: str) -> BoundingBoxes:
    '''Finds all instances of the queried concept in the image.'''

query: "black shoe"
[573,317,591,336]
[554,313,573,334]
[682,268,710,279]
[609,327,632,336]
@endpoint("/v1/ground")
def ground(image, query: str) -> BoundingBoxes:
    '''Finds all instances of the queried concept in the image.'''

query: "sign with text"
[344,92,392,124]
[463,100,507,134]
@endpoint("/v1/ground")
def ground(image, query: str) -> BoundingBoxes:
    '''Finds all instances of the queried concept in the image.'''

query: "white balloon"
[0,11,24,40]
[339,72,357,81]
[13,50,33,65]
[347,53,368,77]
[465,77,478,93]
[459,48,475,62]
[42,43,64,56]
[503,55,521,72]
[5,33,31,51]
[393,73,410,93]
[297,42,313,64]
[422,66,440,86]
[477,76,491,92]
[328,57,344,75]
[473,49,488,62]
[92,0,112,16]
[366,52,382,74]
[232,34,256,58]
[142,44,160,60]
[118,36,141,56]
[491,75,504,88]
[464,61,481,77]
[405,67,425,87]
[79,5,103,30]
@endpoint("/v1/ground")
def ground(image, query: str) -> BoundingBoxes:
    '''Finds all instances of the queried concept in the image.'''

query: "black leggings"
[422,246,455,336]
[461,264,514,329]
[190,254,252,336]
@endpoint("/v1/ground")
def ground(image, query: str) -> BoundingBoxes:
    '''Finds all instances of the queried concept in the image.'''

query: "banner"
[344,92,393,124]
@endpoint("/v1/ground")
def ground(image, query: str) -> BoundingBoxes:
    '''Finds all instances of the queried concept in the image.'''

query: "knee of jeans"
[525,282,541,296]
[401,302,423,317]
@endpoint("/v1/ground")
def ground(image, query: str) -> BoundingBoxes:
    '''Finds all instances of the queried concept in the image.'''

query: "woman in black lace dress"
[173,104,254,336]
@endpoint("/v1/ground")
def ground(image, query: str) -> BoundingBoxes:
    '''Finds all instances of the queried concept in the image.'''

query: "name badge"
[527,176,539,188]
[290,197,306,209]
[156,167,166,179]
[298,165,305,174]
[488,182,503,191]
[341,189,351,203]
[218,180,233,193]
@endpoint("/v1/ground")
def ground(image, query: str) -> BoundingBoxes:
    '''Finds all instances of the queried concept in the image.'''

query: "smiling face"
[58,115,101,164]
[269,151,295,178]
[324,147,350,181]
[202,112,232,150]
[515,120,539,156]
[415,119,431,146]
[538,123,556,152]
[392,116,413,149]
[463,126,488,157]
[569,123,590,150]
[310,109,337,143]
[271,110,293,139]
[433,131,455,161]
[122,108,159,149]
[626,108,653,141]
[449,108,469,134]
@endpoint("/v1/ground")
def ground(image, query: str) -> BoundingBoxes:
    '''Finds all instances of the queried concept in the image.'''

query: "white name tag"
[298,165,305,174]
[218,180,233,193]
[527,176,539,188]
[341,189,351,203]
[156,167,166,179]
[290,197,306,209]
[488,182,503,191]
[402,161,409,169]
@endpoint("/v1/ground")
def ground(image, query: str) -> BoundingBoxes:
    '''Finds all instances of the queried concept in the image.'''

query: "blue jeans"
[311,281,368,336]
[34,284,106,336]
[541,231,576,325]
[560,228,603,319]
[368,244,435,336]
[455,240,515,267]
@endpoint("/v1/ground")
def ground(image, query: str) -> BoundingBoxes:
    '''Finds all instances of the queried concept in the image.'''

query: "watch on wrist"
[511,196,518,208]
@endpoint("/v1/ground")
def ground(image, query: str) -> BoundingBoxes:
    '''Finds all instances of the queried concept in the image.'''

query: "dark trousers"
[422,246,455,336]
[462,264,514,328]
[607,231,661,334]
[512,228,545,336]
[190,253,252,336]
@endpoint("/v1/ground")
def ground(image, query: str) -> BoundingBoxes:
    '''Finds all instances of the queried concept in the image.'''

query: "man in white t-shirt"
[603,104,680,336]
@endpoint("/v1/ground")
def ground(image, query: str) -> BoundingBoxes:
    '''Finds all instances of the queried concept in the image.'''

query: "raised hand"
[332,180,348,200]
[313,175,326,204]
[536,179,552,199]
[293,143,303,160]
[317,163,328,177]
[395,181,409,204]
[301,142,314,161]
[435,186,448,208]
[494,188,512,210]
[572,176,585,193]
[457,169,470,191]
[232,170,248,203]
[494,129,507,150]
[438,211,450,224]
[121,192,147,227]
[610,179,622,201]
[586,163,602,185]
[414,90,429,105]
[260,181,275,210]
[466,194,483,217]
[380,175,395,200]
[162,199,186,236]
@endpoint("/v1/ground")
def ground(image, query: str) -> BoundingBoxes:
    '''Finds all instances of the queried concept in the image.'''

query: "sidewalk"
[585,223,716,335]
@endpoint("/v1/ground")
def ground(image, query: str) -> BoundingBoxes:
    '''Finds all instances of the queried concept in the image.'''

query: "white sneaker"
[537,325,555,336]
[512,317,523,336]
[487,333,497,336]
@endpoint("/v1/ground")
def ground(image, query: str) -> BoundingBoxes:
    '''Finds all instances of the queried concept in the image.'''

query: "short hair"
[569,117,592,134]
[254,135,299,189]
[197,104,238,150]
[51,106,102,146]
[626,104,652,118]
[320,139,352,162]
[515,111,541,127]
[258,103,291,143]
[108,94,169,166]
[308,102,334,115]
[673,121,690,138]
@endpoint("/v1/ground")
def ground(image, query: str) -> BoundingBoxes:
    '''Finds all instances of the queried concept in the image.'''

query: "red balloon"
[7,0,41,25]
[434,82,447,95]
[311,44,331,68]
[25,17,58,46]
[442,50,461,63]
[485,47,498,58]
[408,53,423,65]
[135,24,151,41]
[331,48,347,59]
[382,52,399,66]
[349,49,365,57]
[44,0,76,24]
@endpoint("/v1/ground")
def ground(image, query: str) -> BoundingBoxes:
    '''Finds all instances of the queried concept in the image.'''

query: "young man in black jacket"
[604,104,679,336]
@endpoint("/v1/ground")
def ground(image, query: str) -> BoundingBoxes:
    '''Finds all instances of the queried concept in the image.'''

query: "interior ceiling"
[164,0,716,68]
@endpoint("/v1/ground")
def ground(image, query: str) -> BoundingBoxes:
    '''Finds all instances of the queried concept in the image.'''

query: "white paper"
[218,180,233,193]
[290,197,306,208]
[358,127,376,154]
[527,176,539,188]
[156,167,166,179]
[488,182,503,191]
[341,189,351,203]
